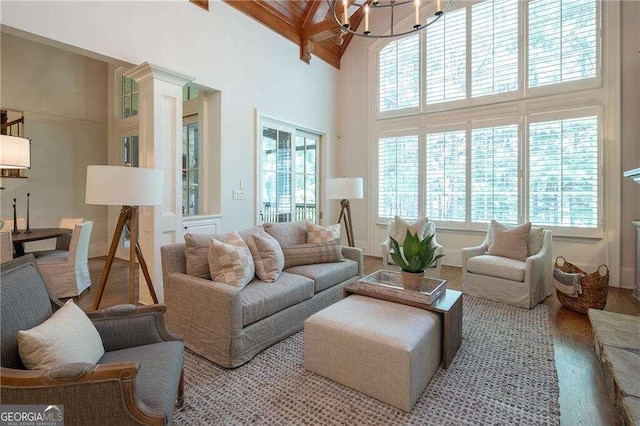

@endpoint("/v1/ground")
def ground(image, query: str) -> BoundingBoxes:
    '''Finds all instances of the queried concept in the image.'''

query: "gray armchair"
[1,255,184,425]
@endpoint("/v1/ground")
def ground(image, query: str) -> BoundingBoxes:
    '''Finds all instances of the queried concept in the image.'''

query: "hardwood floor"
[79,255,640,425]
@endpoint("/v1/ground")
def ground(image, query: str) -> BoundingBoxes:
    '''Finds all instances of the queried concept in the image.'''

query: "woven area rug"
[174,296,560,425]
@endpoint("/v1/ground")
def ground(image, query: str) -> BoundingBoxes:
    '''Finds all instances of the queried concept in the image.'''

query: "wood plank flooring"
[78,255,640,425]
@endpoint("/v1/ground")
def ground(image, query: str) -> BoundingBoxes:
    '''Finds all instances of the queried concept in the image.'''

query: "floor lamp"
[326,177,363,247]
[86,165,163,310]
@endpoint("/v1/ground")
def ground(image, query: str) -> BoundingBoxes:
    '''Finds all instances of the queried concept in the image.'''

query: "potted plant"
[389,231,444,291]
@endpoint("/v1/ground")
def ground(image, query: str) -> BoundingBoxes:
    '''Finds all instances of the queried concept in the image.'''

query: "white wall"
[0,33,108,256]
[620,0,640,287]
[0,0,339,234]
[337,1,636,288]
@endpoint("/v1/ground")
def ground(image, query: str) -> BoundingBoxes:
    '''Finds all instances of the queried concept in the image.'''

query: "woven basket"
[554,256,609,314]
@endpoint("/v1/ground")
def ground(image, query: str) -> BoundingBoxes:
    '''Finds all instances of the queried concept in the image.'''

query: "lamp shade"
[86,165,163,206]
[326,177,364,200]
[0,135,31,169]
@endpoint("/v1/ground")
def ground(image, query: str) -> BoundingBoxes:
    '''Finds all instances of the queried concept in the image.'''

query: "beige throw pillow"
[208,231,255,288]
[394,216,429,245]
[488,220,532,262]
[185,233,215,279]
[262,221,307,247]
[282,240,344,268]
[18,300,105,370]
[306,222,341,243]
[247,232,285,283]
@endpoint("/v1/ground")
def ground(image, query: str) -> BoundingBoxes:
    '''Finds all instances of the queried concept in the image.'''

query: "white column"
[125,62,194,303]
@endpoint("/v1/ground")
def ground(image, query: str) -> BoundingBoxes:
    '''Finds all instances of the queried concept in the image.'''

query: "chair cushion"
[466,255,526,282]
[240,272,314,326]
[18,300,104,370]
[285,259,359,293]
[99,341,183,423]
[262,221,308,247]
[32,249,68,258]
[487,221,531,261]
[394,216,429,245]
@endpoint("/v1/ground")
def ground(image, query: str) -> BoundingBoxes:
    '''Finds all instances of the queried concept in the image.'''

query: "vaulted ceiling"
[221,1,364,69]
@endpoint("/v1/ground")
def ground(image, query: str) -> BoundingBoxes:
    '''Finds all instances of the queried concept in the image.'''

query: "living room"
[1,0,639,424]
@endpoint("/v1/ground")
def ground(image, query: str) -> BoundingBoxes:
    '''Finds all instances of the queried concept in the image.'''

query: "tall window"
[182,118,199,216]
[375,0,602,234]
[121,77,139,119]
[378,136,419,219]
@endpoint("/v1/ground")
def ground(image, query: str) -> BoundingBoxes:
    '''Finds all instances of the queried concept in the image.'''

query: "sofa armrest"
[460,243,488,271]
[86,304,181,352]
[381,237,391,267]
[342,246,364,277]
[1,363,165,425]
[525,231,553,286]
[164,272,243,336]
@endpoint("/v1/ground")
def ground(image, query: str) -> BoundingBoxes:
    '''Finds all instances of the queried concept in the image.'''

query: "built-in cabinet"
[182,214,222,238]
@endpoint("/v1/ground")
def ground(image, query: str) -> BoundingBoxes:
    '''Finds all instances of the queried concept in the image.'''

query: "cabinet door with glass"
[260,121,319,224]
[182,115,200,217]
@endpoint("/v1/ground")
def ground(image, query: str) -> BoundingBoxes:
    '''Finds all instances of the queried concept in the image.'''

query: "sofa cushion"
[241,272,314,327]
[488,221,531,261]
[184,233,214,279]
[246,231,284,283]
[282,240,344,268]
[208,231,255,288]
[307,222,341,243]
[285,259,359,293]
[262,221,307,247]
[99,341,183,423]
[466,255,526,282]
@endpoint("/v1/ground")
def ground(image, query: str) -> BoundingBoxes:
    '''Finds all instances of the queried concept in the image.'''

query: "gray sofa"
[0,255,184,426]
[161,221,364,368]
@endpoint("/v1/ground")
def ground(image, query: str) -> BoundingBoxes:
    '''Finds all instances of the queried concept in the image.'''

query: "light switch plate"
[232,190,247,200]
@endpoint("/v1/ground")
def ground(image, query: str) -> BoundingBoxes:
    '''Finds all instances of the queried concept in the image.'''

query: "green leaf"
[403,231,420,259]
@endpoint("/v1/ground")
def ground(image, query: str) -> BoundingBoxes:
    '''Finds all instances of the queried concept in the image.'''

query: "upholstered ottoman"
[304,295,442,412]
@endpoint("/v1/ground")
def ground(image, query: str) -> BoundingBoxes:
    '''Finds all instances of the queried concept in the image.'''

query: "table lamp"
[326,177,363,247]
[86,165,163,309]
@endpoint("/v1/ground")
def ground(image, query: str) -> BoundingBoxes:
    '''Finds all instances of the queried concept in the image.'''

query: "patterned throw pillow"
[487,220,532,262]
[306,222,341,244]
[282,239,344,268]
[208,231,255,288]
[247,232,285,283]
[394,216,429,245]
[185,233,215,279]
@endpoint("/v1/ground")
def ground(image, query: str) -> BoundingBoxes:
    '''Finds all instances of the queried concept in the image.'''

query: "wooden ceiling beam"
[224,0,300,44]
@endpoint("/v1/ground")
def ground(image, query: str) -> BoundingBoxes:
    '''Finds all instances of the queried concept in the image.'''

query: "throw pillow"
[262,221,307,247]
[247,232,285,283]
[282,239,344,268]
[208,231,255,288]
[306,222,341,243]
[528,226,544,256]
[487,220,532,262]
[185,233,215,279]
[394,216,429,245]
[18,300,105,370]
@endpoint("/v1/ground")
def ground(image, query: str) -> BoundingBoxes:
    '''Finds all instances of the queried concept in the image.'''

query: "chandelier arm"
[331,0,453,39]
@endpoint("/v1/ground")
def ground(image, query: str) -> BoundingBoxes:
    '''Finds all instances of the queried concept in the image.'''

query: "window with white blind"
[529,115,599,227]
[528,0,598,88]
[378,135,419,219]
[425,130,466,221]
[425,7,467,105]
[471,0,519,98]
[471,124,519,223]
[379,33,420,113]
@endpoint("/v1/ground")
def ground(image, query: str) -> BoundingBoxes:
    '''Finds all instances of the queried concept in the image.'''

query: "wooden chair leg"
[176,368,185,408]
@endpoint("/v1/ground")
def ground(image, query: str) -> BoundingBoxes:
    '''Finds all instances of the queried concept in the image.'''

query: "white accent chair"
[1,231,13,264]
[461,225,553,309]
[35,222,93,298]
[381,218,443,278]
[1,218,26,232]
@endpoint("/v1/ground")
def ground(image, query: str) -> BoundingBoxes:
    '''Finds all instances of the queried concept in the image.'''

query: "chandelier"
[331,0,453,39]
